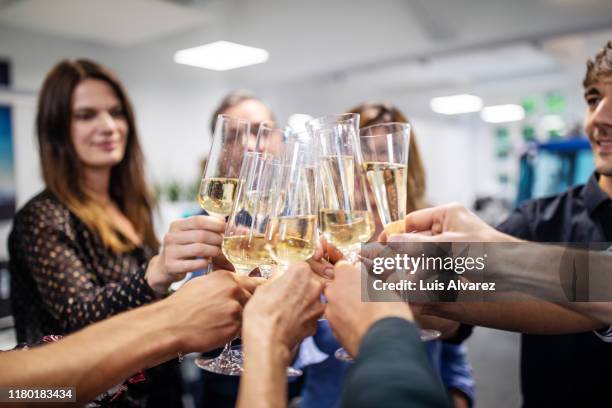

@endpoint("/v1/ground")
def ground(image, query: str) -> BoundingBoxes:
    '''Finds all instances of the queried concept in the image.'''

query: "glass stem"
[219,341,232,357]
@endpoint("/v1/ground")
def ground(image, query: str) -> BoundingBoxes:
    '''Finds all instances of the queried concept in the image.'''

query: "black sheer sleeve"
[9,195,158,333]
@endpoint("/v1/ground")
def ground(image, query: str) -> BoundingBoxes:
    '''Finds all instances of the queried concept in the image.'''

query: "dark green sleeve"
[339,317,451,408]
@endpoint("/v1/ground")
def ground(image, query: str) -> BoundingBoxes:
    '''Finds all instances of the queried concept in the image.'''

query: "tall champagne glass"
[265,135,319,273]
[198,115,250,219]
[307,114,375,263]
[195,152,273,376]
[197,115,249,275]
[359,122,441,344]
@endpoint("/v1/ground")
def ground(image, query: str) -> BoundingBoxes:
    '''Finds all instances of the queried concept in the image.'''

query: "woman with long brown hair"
[8,59,241,407]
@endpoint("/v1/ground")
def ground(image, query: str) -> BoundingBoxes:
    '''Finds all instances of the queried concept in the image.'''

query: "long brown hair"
[347,102,427,213]
[36,59,158,252]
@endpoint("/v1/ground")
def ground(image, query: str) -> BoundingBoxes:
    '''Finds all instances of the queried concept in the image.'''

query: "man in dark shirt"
[495,41,612,407]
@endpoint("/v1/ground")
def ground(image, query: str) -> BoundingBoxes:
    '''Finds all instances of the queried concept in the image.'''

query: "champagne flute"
[359,122,441,344]
[195,152,274,376]
[358,122,410,225]
[308,114,376,362]
[265,135,319,273]
[307,114,375,263]
[198,115,250,218]
[197,114,250,275]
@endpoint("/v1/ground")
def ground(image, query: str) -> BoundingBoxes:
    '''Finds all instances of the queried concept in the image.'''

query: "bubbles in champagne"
[320,155,355,210]
[222,234,272,274]
[362,162,407,225]
[198,177,240,217]
[265,215,317,265]
[319,209,375,252]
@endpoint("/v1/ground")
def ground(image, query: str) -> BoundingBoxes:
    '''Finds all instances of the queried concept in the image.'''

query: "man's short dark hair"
[583,40,612,89]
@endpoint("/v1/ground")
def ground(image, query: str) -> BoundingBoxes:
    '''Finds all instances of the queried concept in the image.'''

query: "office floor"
[466,327,522,407]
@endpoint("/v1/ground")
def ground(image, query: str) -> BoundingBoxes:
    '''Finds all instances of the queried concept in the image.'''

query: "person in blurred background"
[210,90,280,154]
[300,103,474,408]
[351,102,428,235]
[8,59,228,407]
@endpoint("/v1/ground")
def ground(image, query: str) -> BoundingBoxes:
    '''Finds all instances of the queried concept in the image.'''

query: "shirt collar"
[583,172,611,215]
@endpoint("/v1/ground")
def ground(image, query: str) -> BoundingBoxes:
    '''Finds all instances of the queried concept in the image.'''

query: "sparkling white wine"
[198,177,240,217]
[319,209,375,251]
[265,215,317,265]
[222,234,272,274]
[362,162,407,225]
[320,155,354,209]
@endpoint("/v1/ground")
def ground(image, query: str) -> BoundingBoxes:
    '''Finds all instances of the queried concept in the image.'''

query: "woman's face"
[71,79,128,170]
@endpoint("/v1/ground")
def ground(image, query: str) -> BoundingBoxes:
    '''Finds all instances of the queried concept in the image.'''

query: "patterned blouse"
[8,190,182,407]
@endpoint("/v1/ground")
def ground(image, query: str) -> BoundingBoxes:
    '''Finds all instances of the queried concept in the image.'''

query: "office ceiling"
[0,0,611,87]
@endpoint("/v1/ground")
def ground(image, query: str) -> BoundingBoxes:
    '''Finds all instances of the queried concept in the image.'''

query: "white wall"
[257,77,505,209]
[0,25,228,207]
[0,25,230,258]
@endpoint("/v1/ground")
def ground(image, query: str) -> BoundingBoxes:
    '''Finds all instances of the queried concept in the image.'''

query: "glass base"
[195,346,302,377]
[420,329,442,342]
[195,347,244,376]
[334,347,352,362]
[334,329,443,362]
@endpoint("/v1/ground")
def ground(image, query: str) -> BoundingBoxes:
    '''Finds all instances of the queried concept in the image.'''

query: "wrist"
[120,300,183,365]
[149,298,185,355]
[243,323,291,366]
[145,255,173,295]
[245,338,291,368]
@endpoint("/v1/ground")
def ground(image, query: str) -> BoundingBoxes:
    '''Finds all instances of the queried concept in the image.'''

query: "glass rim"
[359,121,411,137]
[216,113,250,126]
[306,113,360,128]
[258,120,285,133]
[243,150,273,162]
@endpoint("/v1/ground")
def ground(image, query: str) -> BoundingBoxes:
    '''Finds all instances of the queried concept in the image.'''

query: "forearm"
[423,300,604,334]
[0,300,180,405]
[486,242,612,325]
[238,341,289,408]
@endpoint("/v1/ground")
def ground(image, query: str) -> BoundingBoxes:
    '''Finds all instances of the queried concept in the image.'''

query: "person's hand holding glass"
[196,151,273,375]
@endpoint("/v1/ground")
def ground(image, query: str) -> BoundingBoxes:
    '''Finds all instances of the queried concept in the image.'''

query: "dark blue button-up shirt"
[497,172,612,408]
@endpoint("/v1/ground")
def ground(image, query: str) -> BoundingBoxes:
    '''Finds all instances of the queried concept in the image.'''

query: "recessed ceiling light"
[174,41,269,71]
[481,104,525,123]
[430,94,483,115]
